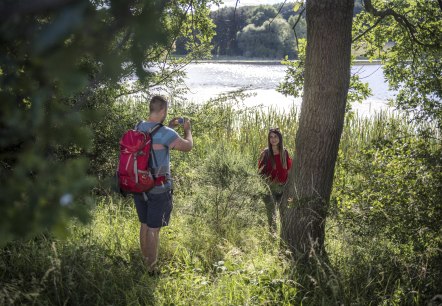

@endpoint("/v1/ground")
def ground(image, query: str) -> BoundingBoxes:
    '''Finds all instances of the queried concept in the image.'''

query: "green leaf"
[33,1,88,54]
[293,2,303,12]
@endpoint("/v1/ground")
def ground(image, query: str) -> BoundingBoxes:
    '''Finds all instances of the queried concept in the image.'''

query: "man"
[133,95,193,274]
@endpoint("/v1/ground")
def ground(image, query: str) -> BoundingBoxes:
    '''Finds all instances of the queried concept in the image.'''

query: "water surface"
[183,62,395,116]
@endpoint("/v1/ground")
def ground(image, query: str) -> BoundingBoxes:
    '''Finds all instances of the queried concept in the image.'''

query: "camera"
[177,117,184,124]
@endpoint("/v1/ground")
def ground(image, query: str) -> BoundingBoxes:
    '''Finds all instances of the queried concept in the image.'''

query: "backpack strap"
[134,121,143,130]
[149,123,163,136]
[134,121,163,135]
[147,123,163,176]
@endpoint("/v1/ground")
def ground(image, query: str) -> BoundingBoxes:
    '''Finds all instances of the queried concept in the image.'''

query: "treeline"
[175,1,364,59]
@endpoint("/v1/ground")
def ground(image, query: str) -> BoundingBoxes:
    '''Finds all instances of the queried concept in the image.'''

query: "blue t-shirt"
[136,121,179,194]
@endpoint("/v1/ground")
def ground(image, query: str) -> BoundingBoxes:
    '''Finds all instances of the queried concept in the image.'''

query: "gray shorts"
[133,190,173,228]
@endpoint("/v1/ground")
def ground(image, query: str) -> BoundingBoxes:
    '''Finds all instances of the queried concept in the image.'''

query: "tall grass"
[1,95,440,305]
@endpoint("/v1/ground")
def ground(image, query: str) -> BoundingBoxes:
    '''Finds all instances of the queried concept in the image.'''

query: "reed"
[1,95,440,305]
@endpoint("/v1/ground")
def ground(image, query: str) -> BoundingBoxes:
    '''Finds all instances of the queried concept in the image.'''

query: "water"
[183,62,396,116]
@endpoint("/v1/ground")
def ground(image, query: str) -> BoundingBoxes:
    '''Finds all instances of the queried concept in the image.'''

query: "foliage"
[207,1,369,58]
[208,7,251,57]
[278,38,307,98]
[237,18,296,59]
[2,0,442,302]
[1,99,441,304]
[353,0,442,128]
[208,3,307,58]
[248,5,278,27]
[333,117,442,259]
[0,0,217,246]
[186,145,266,235]
[287,14,307,40]
[330,113,442,304]
[353,0,364,15]
[278,38,372,113]
[274,1,304,20]
[0,195,294,305]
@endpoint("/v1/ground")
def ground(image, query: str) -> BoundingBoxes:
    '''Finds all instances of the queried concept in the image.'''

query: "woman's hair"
[267,128,287,169]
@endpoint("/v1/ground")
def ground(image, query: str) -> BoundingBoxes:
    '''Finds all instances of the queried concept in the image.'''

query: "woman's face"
[269,132,280,146]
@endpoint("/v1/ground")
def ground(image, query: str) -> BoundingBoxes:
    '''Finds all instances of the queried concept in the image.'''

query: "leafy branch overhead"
[0,0,217,246]
[279,0,441,128]
[354,0,442,127]
[364,0,442,49]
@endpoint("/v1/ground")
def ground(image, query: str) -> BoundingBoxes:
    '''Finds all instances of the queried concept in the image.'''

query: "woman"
[258,128,292,231]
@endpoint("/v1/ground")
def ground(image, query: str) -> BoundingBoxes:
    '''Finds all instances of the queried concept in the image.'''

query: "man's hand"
[183,118,191,131]
[168,117,181,129]
[169,117,193,152]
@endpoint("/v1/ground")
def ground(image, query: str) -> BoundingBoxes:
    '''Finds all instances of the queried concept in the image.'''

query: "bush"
[331,122,442,303]
[181,144,266,235]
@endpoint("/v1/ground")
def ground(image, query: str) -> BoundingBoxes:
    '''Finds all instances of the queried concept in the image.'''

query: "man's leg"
[139,190,172,272]
[140,223,161,270]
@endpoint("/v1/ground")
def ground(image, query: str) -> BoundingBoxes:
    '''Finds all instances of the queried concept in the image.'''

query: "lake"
[182,62,396,116]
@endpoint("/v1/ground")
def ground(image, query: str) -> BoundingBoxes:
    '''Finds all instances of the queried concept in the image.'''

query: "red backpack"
[117,123,162,193]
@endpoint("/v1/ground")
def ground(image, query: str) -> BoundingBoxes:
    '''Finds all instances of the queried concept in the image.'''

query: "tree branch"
[292,7,305,51]
[363,0,440,48]
[163,3,192,68]
[233,0,239,33]
[268,0,288,28]
[352,14,385,43]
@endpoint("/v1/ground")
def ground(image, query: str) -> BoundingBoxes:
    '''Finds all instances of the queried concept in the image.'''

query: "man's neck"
[148,115,163,123]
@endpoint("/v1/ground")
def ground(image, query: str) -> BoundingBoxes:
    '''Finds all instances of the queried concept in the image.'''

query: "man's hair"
[149,95,168,114]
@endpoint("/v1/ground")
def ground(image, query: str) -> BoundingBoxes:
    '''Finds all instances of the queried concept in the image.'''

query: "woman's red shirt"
[258,150,292,184]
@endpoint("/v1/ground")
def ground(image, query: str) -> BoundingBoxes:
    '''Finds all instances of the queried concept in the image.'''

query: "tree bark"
[280,0,354,259]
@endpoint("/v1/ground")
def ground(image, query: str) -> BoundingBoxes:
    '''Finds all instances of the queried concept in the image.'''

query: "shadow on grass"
[0,235,159,305]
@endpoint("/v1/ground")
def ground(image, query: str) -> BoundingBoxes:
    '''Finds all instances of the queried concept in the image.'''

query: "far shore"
[191,58,382,65]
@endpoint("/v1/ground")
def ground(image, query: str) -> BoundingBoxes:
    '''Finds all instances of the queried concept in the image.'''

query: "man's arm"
[169,119,193,152]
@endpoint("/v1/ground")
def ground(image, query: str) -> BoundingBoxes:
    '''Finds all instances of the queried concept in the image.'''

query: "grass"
[1,196,295,305]
[1,98,440,305]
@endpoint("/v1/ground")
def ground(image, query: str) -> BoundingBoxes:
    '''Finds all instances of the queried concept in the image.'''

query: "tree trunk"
[280,0,354,259]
